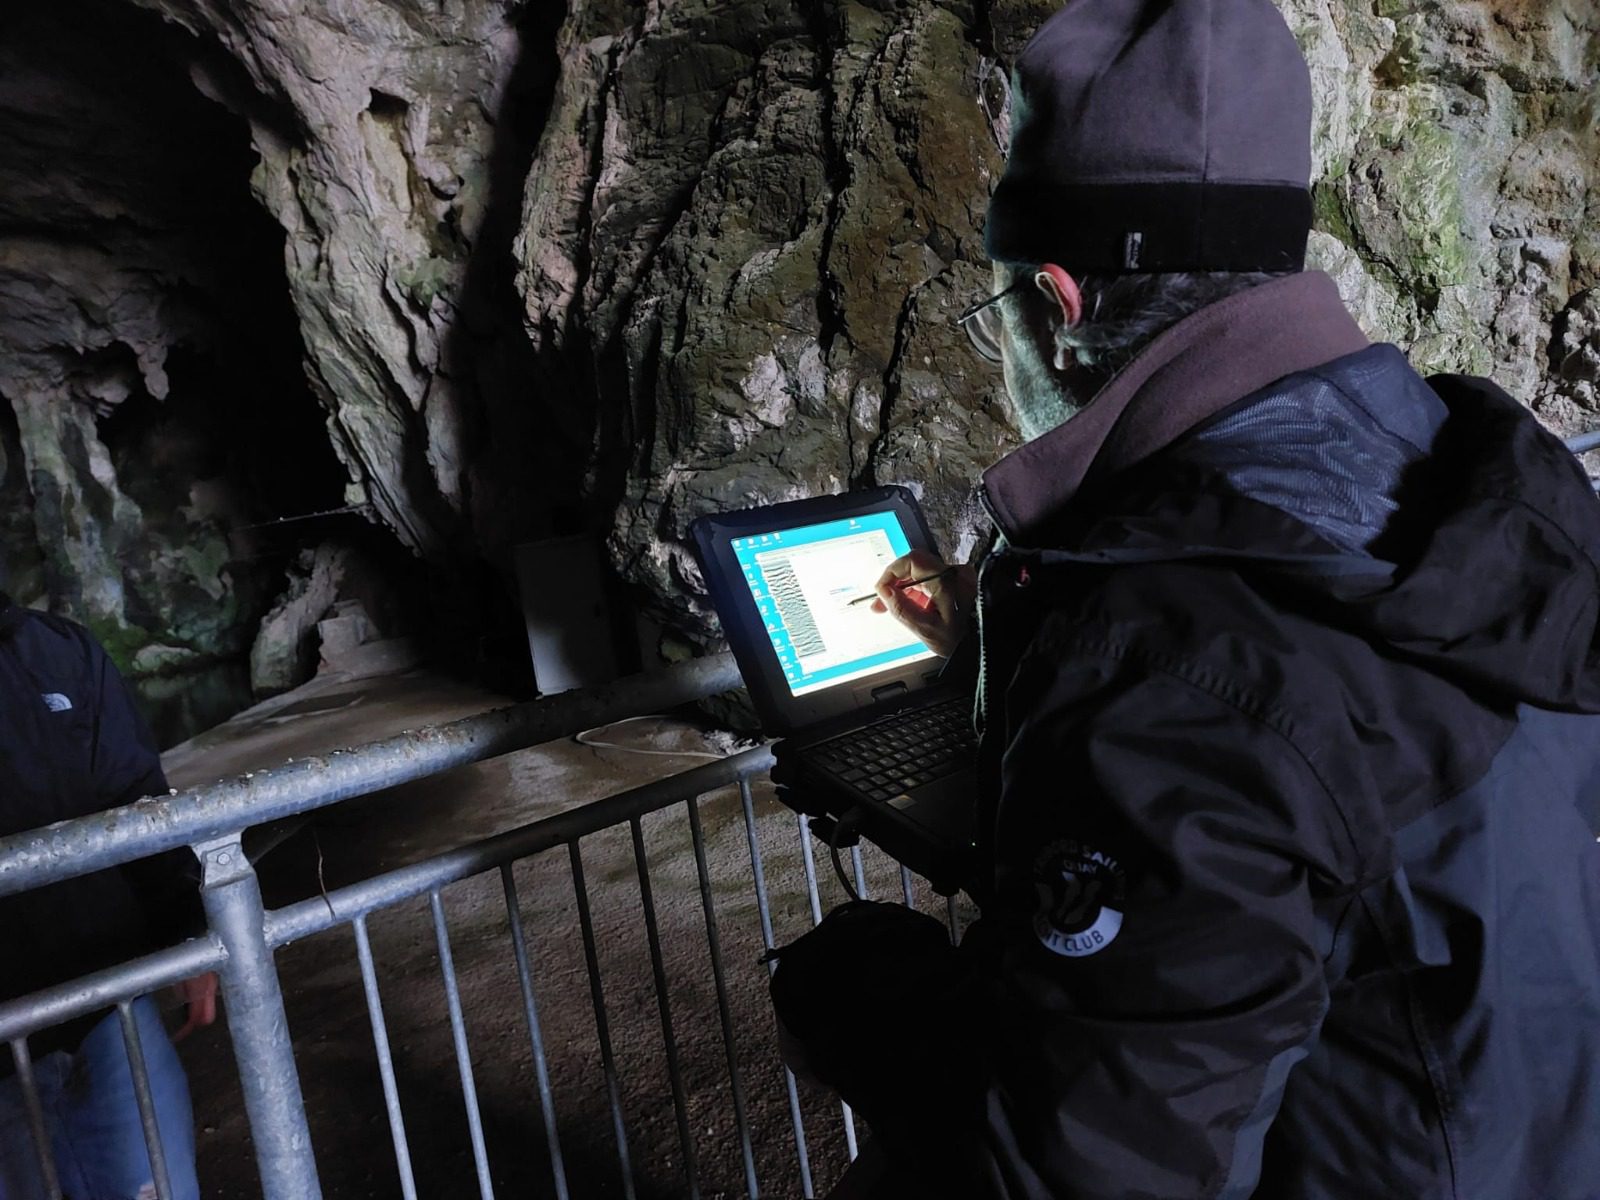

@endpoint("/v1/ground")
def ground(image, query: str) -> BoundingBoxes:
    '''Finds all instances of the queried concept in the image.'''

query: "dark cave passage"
[0,0,380,745]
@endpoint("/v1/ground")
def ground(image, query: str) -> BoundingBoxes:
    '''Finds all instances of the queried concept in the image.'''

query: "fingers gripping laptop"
[690,487,978,892]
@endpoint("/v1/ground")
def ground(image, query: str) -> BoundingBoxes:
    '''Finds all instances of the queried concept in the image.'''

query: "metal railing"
[1568,430,1600,457]
[0,654,952,1199]
[1567,430,1600,493]
[4,429,1592,1198]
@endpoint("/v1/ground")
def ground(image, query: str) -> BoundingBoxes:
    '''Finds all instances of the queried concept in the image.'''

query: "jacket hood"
[982,269,1600,713]
[1324,374,1600,711]
[1037,374,1600,713]
[981,271,1368,538]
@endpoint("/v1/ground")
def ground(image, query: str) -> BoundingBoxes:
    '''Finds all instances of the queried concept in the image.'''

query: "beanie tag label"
[1122,231,1144,269]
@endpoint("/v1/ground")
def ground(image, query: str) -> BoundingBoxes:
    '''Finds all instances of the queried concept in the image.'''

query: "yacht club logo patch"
[1032,839,1125,958]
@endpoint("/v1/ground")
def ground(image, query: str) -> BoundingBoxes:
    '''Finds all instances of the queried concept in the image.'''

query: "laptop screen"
[730,511,939,697]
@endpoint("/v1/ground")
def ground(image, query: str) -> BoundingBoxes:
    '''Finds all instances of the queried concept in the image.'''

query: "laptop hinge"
[870,681,908,702]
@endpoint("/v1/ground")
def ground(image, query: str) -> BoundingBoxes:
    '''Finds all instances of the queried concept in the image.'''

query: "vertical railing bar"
[946,893,962,945]
[687,794,761,1199]
[738,779,815,1198]
[795,813,824,926]
[195,834,322,1199]
[116,1000,174,1200]
[792,813,858,1161]
[429,889,496,1200]
[840,1098,861,1160]
[568,840,638,1200]
[352,916,419,1200]
[900,865,916,908]
[850,845,870,900]
[629,818,702,1200]
[9,1036,63,1200]
[499,865,571,1200]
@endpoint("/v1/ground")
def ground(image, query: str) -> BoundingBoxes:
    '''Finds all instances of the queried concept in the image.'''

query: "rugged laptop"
[690,486,978,890]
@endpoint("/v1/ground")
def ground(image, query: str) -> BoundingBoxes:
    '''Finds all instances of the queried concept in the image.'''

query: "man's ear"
[1033,264,1083,329]
[1032,264,1082,372]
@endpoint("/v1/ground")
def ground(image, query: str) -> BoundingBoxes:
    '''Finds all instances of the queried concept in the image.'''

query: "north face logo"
[41,692,72,713]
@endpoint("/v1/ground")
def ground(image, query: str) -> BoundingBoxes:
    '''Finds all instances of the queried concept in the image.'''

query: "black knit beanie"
[984,0,1314,274]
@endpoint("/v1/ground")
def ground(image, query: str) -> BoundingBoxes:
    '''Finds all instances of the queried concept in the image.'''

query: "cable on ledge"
[573,714,727,760]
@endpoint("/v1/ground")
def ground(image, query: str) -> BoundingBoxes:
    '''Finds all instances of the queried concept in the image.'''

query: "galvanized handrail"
[0,939,224,1045]
[1565,429,1600,494]
[0,653,742,898]
[1567,430,1600,456]
[0,653,759,1200]
[264,746,775,945]
[0,746,773,1044]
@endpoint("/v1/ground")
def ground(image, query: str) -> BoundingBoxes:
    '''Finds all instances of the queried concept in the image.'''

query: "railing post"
[195,835,323,1200]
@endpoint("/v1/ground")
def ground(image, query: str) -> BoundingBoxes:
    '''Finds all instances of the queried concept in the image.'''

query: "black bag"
[767,900,963,1111]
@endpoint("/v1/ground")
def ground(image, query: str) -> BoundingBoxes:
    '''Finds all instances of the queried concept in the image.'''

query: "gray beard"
[1006,334,1091,442]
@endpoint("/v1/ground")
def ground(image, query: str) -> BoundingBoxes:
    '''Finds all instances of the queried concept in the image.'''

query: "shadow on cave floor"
[162,665,971,1198]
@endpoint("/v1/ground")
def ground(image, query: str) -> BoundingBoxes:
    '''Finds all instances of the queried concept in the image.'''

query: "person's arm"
[84,631,169,810]
[829,646,1363,1199]
[84,632,217,1035]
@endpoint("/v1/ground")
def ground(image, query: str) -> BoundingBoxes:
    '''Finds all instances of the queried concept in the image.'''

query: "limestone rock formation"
[249,545,353,698]
[519,0,1016,638]
[1288,0,1600,414]
[0,2,335,684]
[519,0,1600,640]
[1,0,1595,693]
[131,0,543,560]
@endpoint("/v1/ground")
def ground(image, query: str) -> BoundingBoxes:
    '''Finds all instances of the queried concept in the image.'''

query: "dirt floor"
[160,666,976,1199]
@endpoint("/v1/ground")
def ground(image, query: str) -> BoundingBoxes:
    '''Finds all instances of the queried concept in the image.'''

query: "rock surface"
[519,0,1016,637]
[0,0,1596,669]
[131,0,546,560]
[0,1,343,703]
[517,0,1600,639]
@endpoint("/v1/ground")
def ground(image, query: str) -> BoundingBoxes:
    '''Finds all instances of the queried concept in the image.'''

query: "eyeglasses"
[956,277,1031,364]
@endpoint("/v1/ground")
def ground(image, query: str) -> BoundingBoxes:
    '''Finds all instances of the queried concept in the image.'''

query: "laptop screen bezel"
[690,485,946,735]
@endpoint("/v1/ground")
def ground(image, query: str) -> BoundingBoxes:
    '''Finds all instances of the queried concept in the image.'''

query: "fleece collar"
[980,270,1369,543]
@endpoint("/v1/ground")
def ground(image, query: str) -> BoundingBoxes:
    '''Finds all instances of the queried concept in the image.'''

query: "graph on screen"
[730,511,938,696]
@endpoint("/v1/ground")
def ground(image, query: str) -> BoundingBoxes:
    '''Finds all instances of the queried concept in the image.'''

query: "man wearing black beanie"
[772,2,1600,1197]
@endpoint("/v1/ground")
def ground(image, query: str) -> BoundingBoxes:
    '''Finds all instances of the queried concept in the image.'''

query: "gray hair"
[1004,267,1291,378]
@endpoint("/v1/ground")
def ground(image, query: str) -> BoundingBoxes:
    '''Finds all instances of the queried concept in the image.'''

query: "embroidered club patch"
[41,692,73,713]
[1032,838,1125,958]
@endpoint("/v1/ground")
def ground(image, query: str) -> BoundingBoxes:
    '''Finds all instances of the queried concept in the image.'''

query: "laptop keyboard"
[809,696,977,803]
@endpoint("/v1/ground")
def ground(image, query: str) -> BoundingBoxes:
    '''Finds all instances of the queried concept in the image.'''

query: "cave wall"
[520,0,1600,640]
[1,0,1596,689]
[0,1,344,690]
[126,0,561,560]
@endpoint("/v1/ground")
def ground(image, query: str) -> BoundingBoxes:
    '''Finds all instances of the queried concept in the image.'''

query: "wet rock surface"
[0,1,345,732]
[4,0,1593,675]
[516,0,1599,643]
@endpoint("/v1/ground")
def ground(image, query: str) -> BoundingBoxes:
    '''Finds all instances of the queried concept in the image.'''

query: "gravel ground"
[159,669,977,1199]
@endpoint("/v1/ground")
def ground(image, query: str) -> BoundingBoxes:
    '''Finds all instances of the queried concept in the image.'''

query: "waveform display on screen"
[730,511,937,696]
[761,557,827,658]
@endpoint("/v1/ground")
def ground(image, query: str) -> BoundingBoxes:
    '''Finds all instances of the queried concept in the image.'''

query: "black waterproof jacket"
[794,355,1600,1199]
[0,596,200,1070]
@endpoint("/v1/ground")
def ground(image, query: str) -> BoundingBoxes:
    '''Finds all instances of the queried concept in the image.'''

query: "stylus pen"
[845,566,956,607]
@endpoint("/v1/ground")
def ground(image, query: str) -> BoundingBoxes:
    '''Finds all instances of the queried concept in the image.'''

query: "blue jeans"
[0,997,198,1200]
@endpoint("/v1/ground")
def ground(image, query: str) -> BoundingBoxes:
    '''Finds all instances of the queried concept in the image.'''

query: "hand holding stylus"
[863,550,978,659]
[845,566,958,606]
